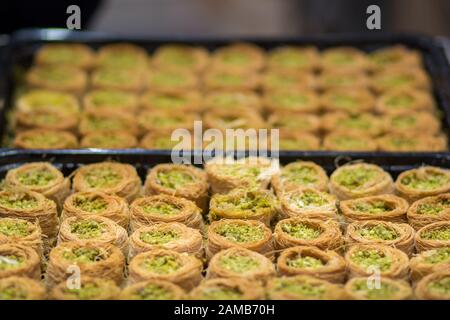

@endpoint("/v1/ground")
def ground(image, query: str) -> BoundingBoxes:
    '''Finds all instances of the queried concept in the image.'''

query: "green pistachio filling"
[289,190,328,209]
[148,94,188,109]
[265,73,297,87]
[62,248,105,263]
[279,139,312,150]
[271,93,309,109]
[281,222,321,240]
[0,255,24,270]
[0,285,27,300]
[324,76,355,86]
[350,249,392,272]
[64,283,103,299]
[90,90,133,108]
[42,47,83,64]
[427,277,450,296]
[156,170,195,189]
[421,227,450,241]
[100,52,144,69]
[287,255,325,269]
[139,230,180,245]
[143,115,185,127]
[271,50,307,67]
[85,115,127,131]
[140,255,182,274]
[23,91,78,114]
[281,166,318,186]
[200,285,243,300]
[358,225,399,241]
[352,200,392,214]
[142,201,180,216]
[0,193,38,210]
[22,133,68,148]
[213,73,244,86]
[134,284,174,300]
[385,94,414,108]
[84,168,122,188]
[331,94,358,109]
[151,72,189,86]
[159,49,195,66]
[0,220,30,237]
[220,51,249,65]
[219,254,260,273]
[73,195,109,213]
[34,67,72,84]
[16,167,56,187]
[351,279,399,299]
[401,172,450,191]
[273,278,326,297]
[215,223,265,243]
[70,220,105,239]
[95,69,130,85]
[86,134,127,148]
[380,74,413,87]
[339,115,372,130]
[424,248,450,264]
[331,136,366,149]
[221,164,261,180]
[209,93,252,108]
[417,198,450,215]
[334,167,379,190]
[389,137,417,148]
[325,52,354,65]
[214,191,273,214]
[391,115,417,128]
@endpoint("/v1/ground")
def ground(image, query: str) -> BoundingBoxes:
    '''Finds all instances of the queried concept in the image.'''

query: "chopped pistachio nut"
[62,248,104,263]
[84,168,122,188]
[427,277,450,296]
[334,167,378,190]
[90,90,133,107]
[16,168,56,187]
[140,255,181,274]
[0,220,30,237]
[70,220,105,239]
[350,249,392,272]
[134,284,174,300]
[156,170,194,189]
[0,255,24,270]
[417,198,450,215]
[281,222,321,240]
[281,166,318,186]
[215,223,265,243]
[73,195,108,213]
[385,94,414,108]
[219,254,260,273]
[142,202,180,216]
[424,248,450,264]
[289,190,328,209]
[421,227,450,241]
[139,230,180,245]
[64,283,102,300]
[358,225,399,241]
[287,255,325,269]
[401,172,450,191]
[0,194,38,210]
[352,200,392,214]
[215,192,273,213]
[273,278,325,297]
[0,285,27,300]
[221,164,261,180]
[351,279,399,299]
[200,285,243,300]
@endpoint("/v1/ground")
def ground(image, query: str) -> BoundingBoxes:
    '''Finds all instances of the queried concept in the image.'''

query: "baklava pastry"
[128,249,203,290]
[261,70,316,92]
[203,69,259,91]
[46,241,125,287]
[128,223,203,259]
[369,45,422,72]
[119,279,185,300]
[129,194,203,231]
[0,190,58,240]
[73,162,142,203]
[268,112,320,135]
[151,44,209,73]
[415,270,450,300]
[146,69,198,94]
[61,191,130,229]
[209,189,278,226]
[50,276,120,300]
[383,112,440,136]
[263,89,320,114]
[140,131,193,150]
[203,91,261,112]
[138,110,196,134]
[79,111,138,136]
[395,166,450,203]
[207,247,275,282]
[266,275,344,300]
[203,109,265,130]
[377,133,447,152]
[26,65,87,94]
[329,163,394,200]
[345,220,415,256]
[0,243,41,280]
[409,248,450,282]
[267,46,320,73]
[279,187,337,220]
[15,110,79,133]
[140,91,202,113]
[210,43,265,73]
[83,90,139,114]
[144,164,208,212]
[407,194,450,230]
[277,132,321,151]
[189,278,263,300]
[277,246,346,283]
[274,217,342,251]
[344,277,412,300]
[0,218,43,256]
[0,276,46,300]
[5,162,70,209]
[14,129,78,149]
[204,156,274,194]
[376,89,435,115]
[321,112,382,137]
[339,194,409,223]
[415,221,450,252]
[16,89,80,115]
[320,47,370,72]
[34,43,95,69]
[345,244,409,280]
[319,70,369,91]
[322,132,377,151]
[271,160,329,194]
[81,131,138,149]
[206,219,273,259]
[96,43,148,70]
[371,68,431,94]
[58,216,129,255]
[320,89,375,114]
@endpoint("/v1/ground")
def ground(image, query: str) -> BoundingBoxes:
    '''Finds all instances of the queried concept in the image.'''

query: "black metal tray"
[1,28,450,157]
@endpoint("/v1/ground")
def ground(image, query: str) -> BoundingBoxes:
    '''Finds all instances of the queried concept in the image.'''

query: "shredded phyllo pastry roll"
[319,70,369,91]
[369,45,422,71]
[321,112,382,137]
[415,221,450,252]
[203,108,265,130]
[371,69,431,94]
[84,90,138,114]
[266,275,344,300]
[189,278,263,300]
[73,162,141,203]
[0,218,43,256]
[263,90,319,114]
[62,191,129,229]
[144,164,208,211]
[141,91,202,113]
[345,220,415,256]
[129,223,203,259]
[81,131,138,149]
[146,69,198,94]
[46,241,125,287]
[339,194,409,223]
[128,249,202,290]
[137,110,196,135]
[0,190,58,241]
[279,188,337,220]
[375,89,434,115]
[261,70,316,92]
[0,276,46,300]
[321,47,370,72]
[203,91,261,112]
[407,194,450,230]
[345,244,409,280]
[271,161,328,194]
[120,279,185,300]
[277,132,320,151]
[0,243,40,280]
[130,195,203,231]
[277,246,346,283]
[376,133,446,152]
[79,111,138,137]
[14,129,78,149]
[16,89,80,115]
[26,65,87,94]
[95,43,148,70]
[330,163,394,200]
[344,277,412,300]
[205,157,275,194]
[209,189,277,226]
[35,43,94,69]
[395,166,450,203]
[384,112,440,135]
[415,270,450,300]
[409,248,450,282]
[206,219,273,259]
[50,276,120,300]
[203,69,260,91]
[152,44,209,73]
[268,112,320,135]
[274,217,342,251]
[15,109,78,133]
[323,132,377,151]
[210,43,265,73]
[58,216,128,255]
[207,247,275,282]
[267,46,320,73]
[5,162,70,209]
[91,67,144,92]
